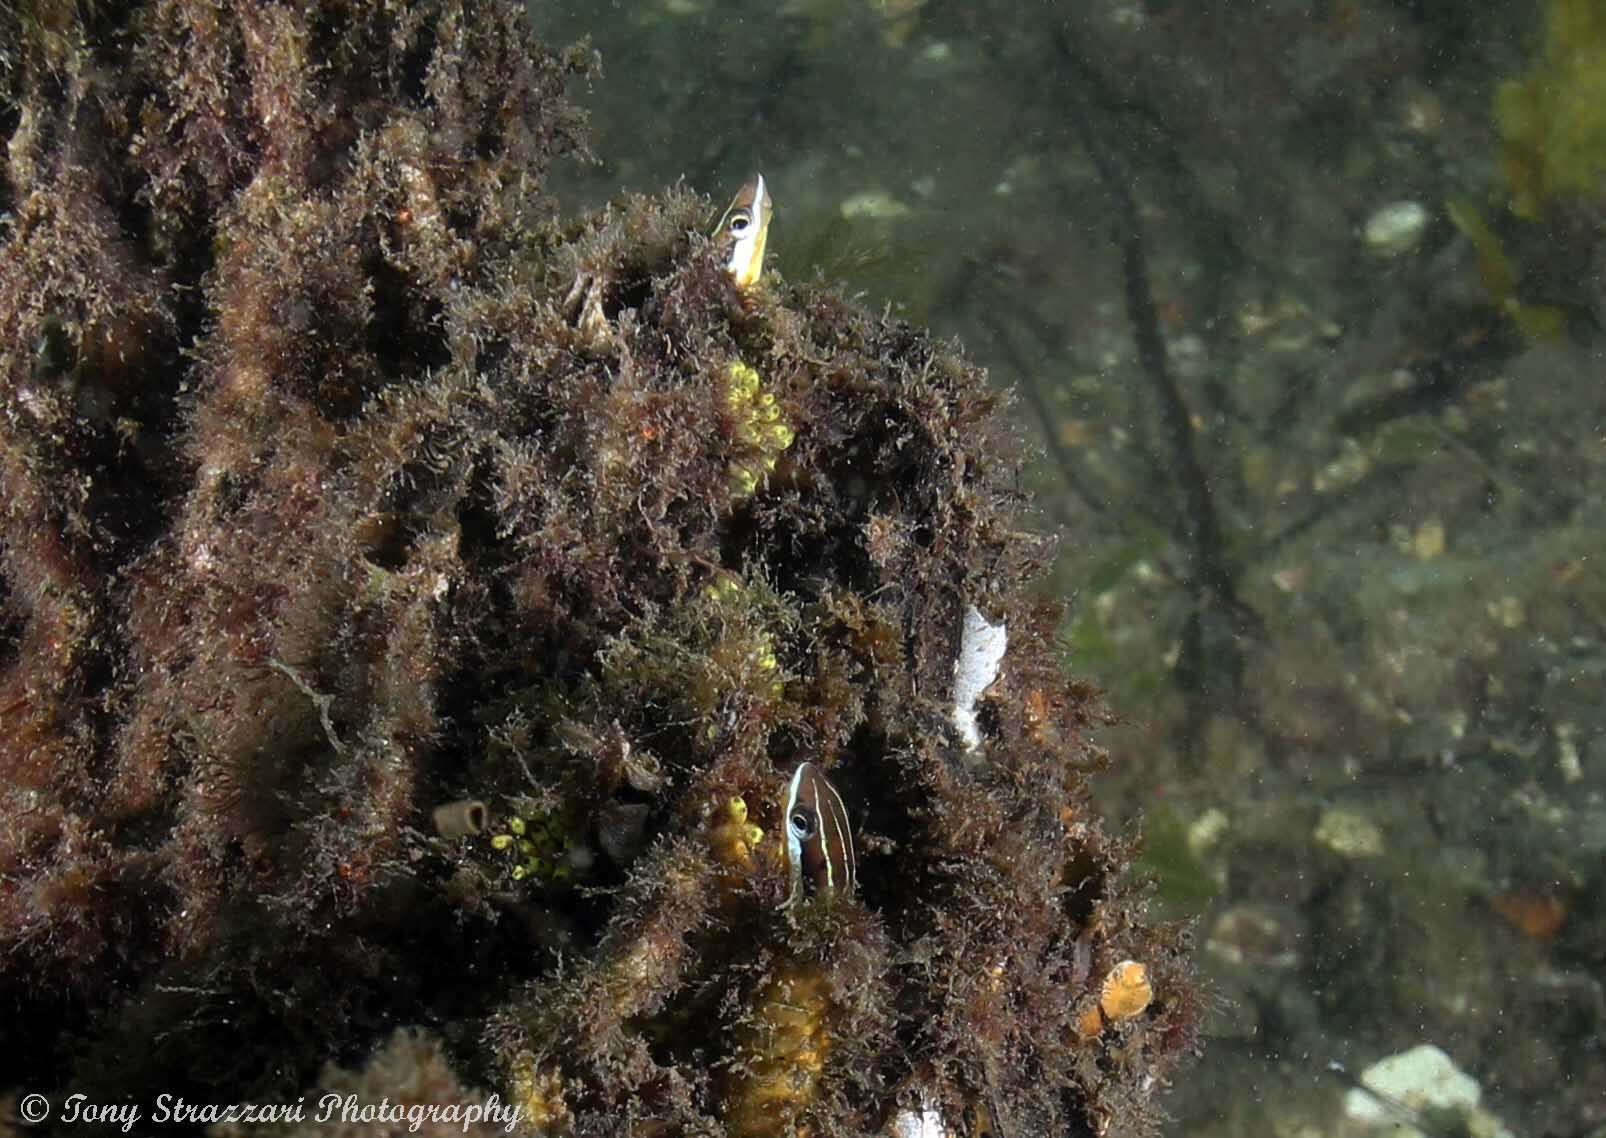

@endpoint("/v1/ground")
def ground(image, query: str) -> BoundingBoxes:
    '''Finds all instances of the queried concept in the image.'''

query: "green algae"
[1497,0,1606,217]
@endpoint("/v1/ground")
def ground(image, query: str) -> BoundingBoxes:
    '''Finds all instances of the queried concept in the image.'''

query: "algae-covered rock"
[0,2,1195,1134]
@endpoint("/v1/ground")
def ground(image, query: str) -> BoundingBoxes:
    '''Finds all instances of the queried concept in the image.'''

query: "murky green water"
[530,0,1606,1134]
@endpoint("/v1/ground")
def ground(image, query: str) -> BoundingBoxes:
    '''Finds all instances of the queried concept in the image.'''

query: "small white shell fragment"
[951,604,1007,751]
[839,189,912,221]
[1363,201,1429,257]
[891,1092,947,1138]
[1342,1044,1514,1138]
[1314,807,1384,859]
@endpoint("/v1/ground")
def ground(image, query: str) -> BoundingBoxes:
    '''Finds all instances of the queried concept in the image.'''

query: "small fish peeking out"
[714,173,772,290]
[782,761,856,905]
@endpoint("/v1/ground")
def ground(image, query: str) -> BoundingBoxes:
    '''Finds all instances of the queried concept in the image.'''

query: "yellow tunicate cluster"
[708,795,766,869]
[724,361,794,496]
[488,810,574,884]
[703,574,745,603]
[747,630,784,699]
[702,575,786,701]
[507,1056,572,1134]
[722,967,832,1138]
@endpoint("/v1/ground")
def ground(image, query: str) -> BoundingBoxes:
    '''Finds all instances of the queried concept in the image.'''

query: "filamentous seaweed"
[0,3,1197,1134]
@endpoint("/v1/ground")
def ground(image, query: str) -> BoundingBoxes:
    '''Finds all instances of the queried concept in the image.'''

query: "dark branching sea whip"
[1046,24,1261,734]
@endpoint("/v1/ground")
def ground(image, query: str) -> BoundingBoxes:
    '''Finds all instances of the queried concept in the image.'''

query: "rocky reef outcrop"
[0,2,1195,1134]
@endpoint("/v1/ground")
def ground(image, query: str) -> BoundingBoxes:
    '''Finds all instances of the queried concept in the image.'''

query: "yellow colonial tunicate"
[704,574,743,603]
[507,1055,572,1134]
[724,361,794,497]
[709,795,766,868]
[700,575,787,700]
[489,807,575,884]
[722,966,832,1138]
[743,630,784,699]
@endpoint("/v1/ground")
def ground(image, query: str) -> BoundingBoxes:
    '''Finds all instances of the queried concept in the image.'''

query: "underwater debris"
[1362,201,1429,258]
[1488,889,1569,941]
[431,799,489,839]
[951,604,1009,751]
[1341,1044,1515,1138]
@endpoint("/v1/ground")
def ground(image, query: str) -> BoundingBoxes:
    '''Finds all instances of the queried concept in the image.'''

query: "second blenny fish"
[782,760,856,904]
[714,173,772,290]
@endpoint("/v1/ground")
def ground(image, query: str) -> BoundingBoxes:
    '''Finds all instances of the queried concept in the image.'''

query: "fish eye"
[789,810,816,838]
[729,212,750,234]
